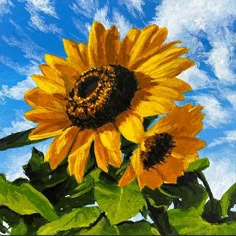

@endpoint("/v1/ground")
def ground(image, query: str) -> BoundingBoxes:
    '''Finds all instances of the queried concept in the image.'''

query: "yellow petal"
[159,77,192,93]
[156,157,184,184]
[29,120,71,140]
[72,129,95,151]
[108,150,122,168]
[63,38,88,73]
[174,137,206,156]
[130,148,143,176]
[32,74,66,95]
[136,46,190,74]
[118,165,136,187]
[44,54,68,67]
[143,85,185,100]
[139,58,194,79]
[118,28,141,66]
[24,88,66,111]
[115,110,144,143]
[25,108,68,122]
[68,131,93,183]
[128,25,159,66]
[129,27,168,69]
[105,25,120,64]
[147,104,204,137]
[94,134,109,172]
[132,96,176,117]
[53,63,79,93]
[138,168,163,190]
[78,43,89,68]
[97,122,120,151]
[45,126,79,169]
[88,21,107,67]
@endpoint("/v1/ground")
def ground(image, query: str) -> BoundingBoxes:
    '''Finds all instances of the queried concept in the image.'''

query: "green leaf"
[79,216,118,235]
[117,221,160,235]
[186,158,210,172]
[95,180,146,224]
[37,207,101,235]
[11,219,27,235]
[0,176,57,221]
[221,183,236,217]
[169,208,236,235]
[0,129,45,151]
[162,172,208,210]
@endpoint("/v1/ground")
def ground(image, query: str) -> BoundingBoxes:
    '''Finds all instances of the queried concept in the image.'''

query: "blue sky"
[0,0,235,199]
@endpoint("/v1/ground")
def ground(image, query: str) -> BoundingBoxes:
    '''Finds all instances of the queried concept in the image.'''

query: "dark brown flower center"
[141,132,175,170]
[66,64,137,129]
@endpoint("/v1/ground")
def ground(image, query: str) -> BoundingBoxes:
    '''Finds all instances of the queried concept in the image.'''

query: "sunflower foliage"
[0,127,234,235]
[0,21,236,235]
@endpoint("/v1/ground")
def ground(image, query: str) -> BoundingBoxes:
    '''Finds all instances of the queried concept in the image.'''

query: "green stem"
[145,198,177,235]
[196,171,214,203]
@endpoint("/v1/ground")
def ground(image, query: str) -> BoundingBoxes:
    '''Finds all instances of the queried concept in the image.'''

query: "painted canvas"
[0,0,235,235]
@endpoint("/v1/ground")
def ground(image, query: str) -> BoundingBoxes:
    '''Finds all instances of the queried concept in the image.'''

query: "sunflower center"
[66,64,137,129]
[141,133,175,170]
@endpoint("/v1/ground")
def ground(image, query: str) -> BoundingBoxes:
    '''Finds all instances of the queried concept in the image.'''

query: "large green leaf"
[0,129,45,151]
[0,176,57,221]
[186,158,210,172]
[79,216,118,235]
[162,172,208,210]
[221,183,236,217]
[117,221,160,235]
[37,207,101,235]
[169,208,236,235]
[95,180,146,224]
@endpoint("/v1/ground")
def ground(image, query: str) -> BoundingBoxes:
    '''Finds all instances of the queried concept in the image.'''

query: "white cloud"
[26,0,58,17]
[225,91,236,110]
[1,35,43,62]
[70,0,99,18]
[204,157,236,199]
[24,0,62,34]
[118,0,144,17]
[209,130,236,147]
[0,111,35,138]
[0,63,38,101]
[0,0,13,19]
[151,0,236,86]
[208,42,235,83]
[192,94,232,128]
[180,66,212,90]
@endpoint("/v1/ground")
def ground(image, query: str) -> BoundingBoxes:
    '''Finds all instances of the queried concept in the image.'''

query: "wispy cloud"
[209,130,236,147]
[69,0,99,18]
[118,0,145,17]
[1,35,43,62]
[192,94,232,128]
[225,91,236,110]
[0,0,13,19]
[180,65,212,90]
[0,62,38,101]
[0,115,35,138]
[24,0,62,34]
[207,41,235,84]
[151,0,236,87]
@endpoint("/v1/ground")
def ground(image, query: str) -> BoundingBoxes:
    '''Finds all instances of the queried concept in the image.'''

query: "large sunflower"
[25,21,194,183]
[118,104,206,190]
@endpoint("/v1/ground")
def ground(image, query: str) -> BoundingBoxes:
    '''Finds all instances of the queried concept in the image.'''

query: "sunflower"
[118,104,206,190]
[24,21,194,183]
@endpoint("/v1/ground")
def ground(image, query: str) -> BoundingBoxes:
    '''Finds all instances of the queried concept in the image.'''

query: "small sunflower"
[118,104,206,190]
[25,21,194,183]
